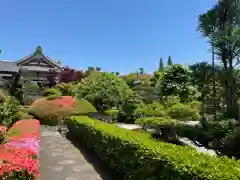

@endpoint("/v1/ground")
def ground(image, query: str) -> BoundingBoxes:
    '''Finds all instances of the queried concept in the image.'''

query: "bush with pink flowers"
[0,119,40,179]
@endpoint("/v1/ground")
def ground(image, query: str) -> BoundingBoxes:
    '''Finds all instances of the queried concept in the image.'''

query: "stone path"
[40,126,110,180]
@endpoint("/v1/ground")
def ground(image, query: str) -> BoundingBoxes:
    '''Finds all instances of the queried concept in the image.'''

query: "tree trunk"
[212,42,217,120]
[201,95,205,121]
[226,58,238,119]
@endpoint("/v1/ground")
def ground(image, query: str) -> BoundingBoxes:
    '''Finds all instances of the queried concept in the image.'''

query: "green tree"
[7,69,24,105]
[167,56,173,66]
[159,57,164,72]
[139,68,145,75]
[76,72,133,111]
[160,64,199,102]
[198,0,240,119]
[189,62,214,119]
[96,67,101,71]
[85,66,95,77]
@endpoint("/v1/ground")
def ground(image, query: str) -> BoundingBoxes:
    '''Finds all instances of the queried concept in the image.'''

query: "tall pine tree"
[167,56,173,65]
[158,57,164,72]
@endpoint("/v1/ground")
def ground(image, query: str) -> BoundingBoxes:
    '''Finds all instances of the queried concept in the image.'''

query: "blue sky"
[1,0,217,74]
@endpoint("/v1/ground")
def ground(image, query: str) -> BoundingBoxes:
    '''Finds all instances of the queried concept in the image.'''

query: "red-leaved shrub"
[28,96,97,125]
[8,119,40,140]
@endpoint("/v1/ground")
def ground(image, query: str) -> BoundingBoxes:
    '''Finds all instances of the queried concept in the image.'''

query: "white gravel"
[116,123,141,130]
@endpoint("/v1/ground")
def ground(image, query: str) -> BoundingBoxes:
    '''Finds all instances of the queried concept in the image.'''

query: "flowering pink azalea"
[0,119,40,179]
[0,145,39,179]
[5,138,40,155]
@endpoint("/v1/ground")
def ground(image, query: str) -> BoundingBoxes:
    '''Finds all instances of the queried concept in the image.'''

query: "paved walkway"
[40,126,110,180]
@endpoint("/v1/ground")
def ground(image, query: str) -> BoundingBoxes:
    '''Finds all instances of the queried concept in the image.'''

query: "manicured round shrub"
[134,101,167,118]
[167,103,200,121]
[135,117,179,130]
[28,96,97,125]
[104,107,119,122]
[118,92,142,123]
[7,119,40,140]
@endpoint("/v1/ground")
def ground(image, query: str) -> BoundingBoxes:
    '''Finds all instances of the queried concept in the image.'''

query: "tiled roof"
[0,61,19,72]
[16,53,60,68]
[20,66,59,72]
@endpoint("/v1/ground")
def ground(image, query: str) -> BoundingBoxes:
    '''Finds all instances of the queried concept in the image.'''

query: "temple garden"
[0,0,240,179]
[1,68,240,179]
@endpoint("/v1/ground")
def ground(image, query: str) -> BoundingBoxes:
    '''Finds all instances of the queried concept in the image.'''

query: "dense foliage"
[76,72,134,111]
[0,95,22,127]
[159,64,199,102]
[0,1,239,179]
[48,66,85,87]
[67,116,240,180]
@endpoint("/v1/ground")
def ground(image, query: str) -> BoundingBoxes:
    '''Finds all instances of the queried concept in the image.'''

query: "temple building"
[0,46,61,87]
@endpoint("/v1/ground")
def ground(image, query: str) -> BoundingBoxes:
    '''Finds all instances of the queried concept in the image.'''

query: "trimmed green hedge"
[67,116,240,180]
[135,117,179,130]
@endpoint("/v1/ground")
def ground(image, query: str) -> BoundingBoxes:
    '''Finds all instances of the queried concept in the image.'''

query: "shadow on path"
[65,132,115,180]
[40,125,113,180]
